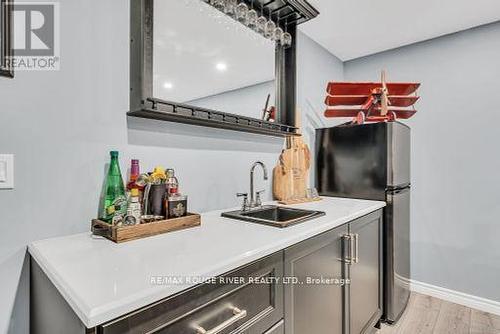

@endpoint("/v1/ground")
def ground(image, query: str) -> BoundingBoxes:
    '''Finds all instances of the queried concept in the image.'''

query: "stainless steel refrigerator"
[315,121,410,324]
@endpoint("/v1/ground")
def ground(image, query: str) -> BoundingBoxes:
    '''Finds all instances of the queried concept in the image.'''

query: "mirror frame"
[0,0,14,78]
[129,0,318,137]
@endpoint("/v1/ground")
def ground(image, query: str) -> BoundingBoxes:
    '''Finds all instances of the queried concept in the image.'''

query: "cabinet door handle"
[342,234,355,264]
[350,233,355,264]
[194,306,247,334]
[354,233,359,264]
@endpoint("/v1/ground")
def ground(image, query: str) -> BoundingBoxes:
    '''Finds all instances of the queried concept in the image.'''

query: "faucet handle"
[237,193,249,212]
[255,190,265,207]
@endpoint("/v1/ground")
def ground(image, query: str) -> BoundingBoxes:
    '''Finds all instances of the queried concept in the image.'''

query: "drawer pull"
[194,307,247,334]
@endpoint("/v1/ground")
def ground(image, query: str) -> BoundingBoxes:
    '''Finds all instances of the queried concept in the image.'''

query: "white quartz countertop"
[28,197,385,328]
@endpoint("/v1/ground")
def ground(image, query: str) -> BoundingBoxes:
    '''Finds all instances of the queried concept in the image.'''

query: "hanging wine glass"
[256,15,267,35]
[282,31,292,47]
[281,19,292,48]
[274,26,284,43]
[223,0,238,16]
[264,18,276,39]
[212,0,225,10]
[273,12,284,44]
[246,2,258,29]
[235,2,249,22]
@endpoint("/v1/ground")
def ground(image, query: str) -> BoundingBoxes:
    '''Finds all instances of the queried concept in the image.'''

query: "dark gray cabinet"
[100,253,284,334]
[284,225,347,334]
[347,211,383,334]
[31,253,284,334]
[31,210,383,334]
[283,209,383,334]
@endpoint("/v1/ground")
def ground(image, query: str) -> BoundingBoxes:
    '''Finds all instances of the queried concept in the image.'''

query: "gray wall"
[296,32,345,184]
[0,1,344,332]
[344,22,500,302]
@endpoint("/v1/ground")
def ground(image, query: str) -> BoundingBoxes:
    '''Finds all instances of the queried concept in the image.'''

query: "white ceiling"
[300,0,500,61]
[153,0,275,103]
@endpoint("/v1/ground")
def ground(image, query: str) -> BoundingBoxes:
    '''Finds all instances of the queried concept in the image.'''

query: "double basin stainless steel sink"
[221,205,325,228]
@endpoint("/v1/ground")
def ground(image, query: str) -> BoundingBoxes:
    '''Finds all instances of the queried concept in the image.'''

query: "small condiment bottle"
[127,159,141,190]
[126,188,142,224]
[166,169,179,195]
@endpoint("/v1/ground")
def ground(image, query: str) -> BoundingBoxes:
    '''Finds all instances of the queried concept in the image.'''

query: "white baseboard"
[409,279,500,316]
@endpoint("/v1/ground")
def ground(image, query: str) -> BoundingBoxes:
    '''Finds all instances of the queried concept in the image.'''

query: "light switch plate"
[0,154,14,189]
[0,161,6,182]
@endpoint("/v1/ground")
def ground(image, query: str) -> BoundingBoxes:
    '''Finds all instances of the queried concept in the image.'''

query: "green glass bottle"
[102,151,127,223]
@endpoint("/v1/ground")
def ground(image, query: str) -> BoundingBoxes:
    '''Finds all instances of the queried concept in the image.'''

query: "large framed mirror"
[0,0,14,78]
[130,0,318,137]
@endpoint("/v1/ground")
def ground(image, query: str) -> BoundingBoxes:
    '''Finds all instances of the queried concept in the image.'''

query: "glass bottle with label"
[102,151,127,223]
[126,188,142,225]
[127,159,140,191]
[166,169,179,195]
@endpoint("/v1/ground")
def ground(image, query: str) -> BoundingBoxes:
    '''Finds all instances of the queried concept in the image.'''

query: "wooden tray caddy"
[91,213,201,243]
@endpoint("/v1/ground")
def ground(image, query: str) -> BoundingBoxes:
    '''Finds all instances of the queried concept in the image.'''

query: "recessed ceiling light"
[163,82,173,89]
[216,62,228,72]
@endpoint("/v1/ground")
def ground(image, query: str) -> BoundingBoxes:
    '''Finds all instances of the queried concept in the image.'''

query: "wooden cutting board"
[273,110,311,201]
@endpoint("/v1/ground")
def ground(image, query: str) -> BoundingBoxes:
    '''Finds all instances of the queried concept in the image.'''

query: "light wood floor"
[377,292,500,334]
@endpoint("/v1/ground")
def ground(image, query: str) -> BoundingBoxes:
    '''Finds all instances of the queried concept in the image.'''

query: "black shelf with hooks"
[128,98,299,137]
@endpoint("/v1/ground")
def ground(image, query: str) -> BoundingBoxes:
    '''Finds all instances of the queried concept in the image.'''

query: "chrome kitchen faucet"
[237,161,268,211]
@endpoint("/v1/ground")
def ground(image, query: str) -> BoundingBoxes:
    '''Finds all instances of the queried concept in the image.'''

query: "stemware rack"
[231,0,318,27]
